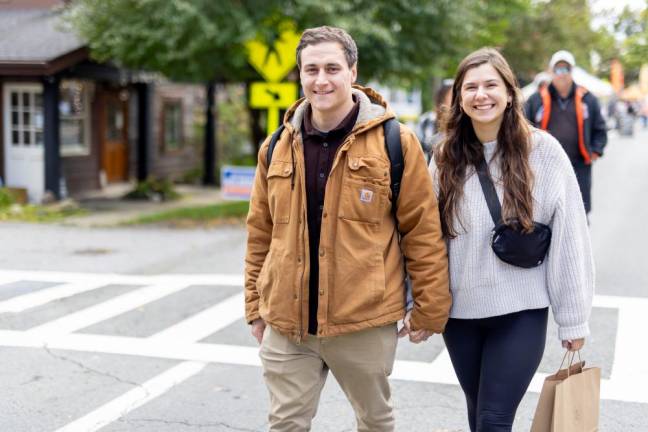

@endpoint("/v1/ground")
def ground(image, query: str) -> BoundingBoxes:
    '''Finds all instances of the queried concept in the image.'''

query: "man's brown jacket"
[245,85,451,340]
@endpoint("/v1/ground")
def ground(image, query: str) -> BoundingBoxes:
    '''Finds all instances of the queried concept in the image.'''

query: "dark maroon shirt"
[302,97,360,334]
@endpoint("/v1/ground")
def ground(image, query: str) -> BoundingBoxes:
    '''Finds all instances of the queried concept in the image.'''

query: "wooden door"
[101,90,128,182]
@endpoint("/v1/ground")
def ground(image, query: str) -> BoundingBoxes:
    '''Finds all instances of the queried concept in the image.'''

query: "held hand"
[251,318,266,345]
[398,310,412,338]
[562,338,585,351]
[591,153,601,162]
[409,329,432,344]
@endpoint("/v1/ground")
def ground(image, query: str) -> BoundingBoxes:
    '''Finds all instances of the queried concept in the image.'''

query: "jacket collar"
[284,84,395,135]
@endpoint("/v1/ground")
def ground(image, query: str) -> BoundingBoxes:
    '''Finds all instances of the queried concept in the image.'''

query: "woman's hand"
[562,338,585,351]
[398,310,412,338]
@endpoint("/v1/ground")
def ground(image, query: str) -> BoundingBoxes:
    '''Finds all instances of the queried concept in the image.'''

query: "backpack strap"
[383,118,402,218]
[383,118,413,310]
[265,124,286,167]
[267,120,403,213]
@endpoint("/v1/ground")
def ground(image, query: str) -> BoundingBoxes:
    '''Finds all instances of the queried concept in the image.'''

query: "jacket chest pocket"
[267,161,293,224]
[339,157,389,224]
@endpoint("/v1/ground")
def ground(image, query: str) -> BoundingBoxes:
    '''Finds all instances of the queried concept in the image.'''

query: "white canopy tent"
[522,66,615,100]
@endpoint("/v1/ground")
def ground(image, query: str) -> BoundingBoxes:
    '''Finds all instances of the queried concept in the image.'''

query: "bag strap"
[383,118,413,309]
[383,118,402,219]
[475,158,503,225]
[265,124,286,167]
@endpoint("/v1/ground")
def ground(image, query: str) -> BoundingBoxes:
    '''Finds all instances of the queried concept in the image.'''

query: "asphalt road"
[1,125,647,431]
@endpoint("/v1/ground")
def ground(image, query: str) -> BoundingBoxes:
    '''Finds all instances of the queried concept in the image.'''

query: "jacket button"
[319,250,325,257]
[353,162,358,168]
[293,294,298,300]
[319,289,324,295]
[297,257,302,263]
[284,168,290,174]
[323,212,327,218]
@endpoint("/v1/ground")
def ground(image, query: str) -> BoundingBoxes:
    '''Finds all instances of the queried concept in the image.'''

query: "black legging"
[443,307,548,432]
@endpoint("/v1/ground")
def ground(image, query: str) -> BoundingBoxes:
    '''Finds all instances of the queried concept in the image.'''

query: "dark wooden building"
[0,0,205,202]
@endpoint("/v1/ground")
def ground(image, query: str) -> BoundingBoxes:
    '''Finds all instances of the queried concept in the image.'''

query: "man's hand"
[562,338,585,352]
[409,329,432,344]
[251,318,266,345]
[591,153,601,162]
[399,311,433,343]
[398,310,412,338]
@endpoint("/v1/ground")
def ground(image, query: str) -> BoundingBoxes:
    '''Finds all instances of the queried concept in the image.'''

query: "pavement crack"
[42,346,147,390]
[42,347,158,430]
[119,417,261,431]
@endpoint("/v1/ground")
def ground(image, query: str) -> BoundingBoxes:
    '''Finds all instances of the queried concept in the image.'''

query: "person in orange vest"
[524,50,608,215]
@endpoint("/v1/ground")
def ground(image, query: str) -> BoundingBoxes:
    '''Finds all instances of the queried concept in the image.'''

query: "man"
[525,50,608,214]
[415,78,453,160]
[245,26,450,431]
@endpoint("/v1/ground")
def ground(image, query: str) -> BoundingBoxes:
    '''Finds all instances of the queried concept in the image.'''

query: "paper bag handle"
[557,349,583,377]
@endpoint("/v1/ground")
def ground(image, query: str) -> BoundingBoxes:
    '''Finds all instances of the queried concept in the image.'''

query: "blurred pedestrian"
[416,79,453,159]
[429,47,594,432]
[245,25,450,432]
[641,97,648,128]
[524,50,607,214]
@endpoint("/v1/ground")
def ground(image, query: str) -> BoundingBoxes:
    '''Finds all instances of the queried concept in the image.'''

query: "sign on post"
[221,165,256,201]
[246,26,300,136]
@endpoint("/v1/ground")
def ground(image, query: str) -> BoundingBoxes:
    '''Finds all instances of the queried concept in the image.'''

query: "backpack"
[265,118,403,215]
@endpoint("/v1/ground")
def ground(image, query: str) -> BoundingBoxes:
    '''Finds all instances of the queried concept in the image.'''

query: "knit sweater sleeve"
[542,133,595,340]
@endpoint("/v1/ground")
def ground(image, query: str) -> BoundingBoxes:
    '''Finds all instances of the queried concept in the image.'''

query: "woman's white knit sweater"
[428,129,594,340]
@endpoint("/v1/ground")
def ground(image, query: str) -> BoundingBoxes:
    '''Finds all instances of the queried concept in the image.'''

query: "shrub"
[123,177,181,201]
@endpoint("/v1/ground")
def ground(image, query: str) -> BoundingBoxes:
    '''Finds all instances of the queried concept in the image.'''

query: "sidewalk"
[63,183,225,228]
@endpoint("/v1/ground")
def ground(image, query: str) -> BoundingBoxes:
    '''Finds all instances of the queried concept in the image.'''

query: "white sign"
[221,165,256,200]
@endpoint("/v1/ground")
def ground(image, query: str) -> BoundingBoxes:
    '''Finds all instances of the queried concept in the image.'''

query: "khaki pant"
[259,324,398,432]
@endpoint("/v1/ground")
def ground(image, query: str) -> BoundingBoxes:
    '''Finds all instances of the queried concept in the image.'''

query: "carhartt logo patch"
[359,189,374,203]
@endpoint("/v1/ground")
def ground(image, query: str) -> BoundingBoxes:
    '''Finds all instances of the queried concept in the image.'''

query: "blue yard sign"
[221,165,256,200]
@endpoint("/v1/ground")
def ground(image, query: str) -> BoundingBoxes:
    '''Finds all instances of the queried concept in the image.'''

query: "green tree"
[500,0,605,84]
[68,0,551,160]
[617,4,648,82]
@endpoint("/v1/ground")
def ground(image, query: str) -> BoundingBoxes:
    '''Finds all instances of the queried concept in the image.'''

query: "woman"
[429,48,593,431]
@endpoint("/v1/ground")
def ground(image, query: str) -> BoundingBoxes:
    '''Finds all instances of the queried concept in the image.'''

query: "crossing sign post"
[249,82,298,136]
[246,26,300,135]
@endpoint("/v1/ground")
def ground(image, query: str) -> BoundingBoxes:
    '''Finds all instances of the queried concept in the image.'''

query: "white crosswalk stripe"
[0,269,647,432]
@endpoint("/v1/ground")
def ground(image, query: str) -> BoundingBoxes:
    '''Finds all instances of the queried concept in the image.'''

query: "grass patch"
[0,203,87,222]
[125,201,250,226]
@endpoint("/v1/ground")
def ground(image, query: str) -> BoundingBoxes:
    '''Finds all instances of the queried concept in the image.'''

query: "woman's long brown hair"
[435,48,534,238]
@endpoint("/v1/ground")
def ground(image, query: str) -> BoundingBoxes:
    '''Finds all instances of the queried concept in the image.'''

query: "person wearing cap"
[524,50,608,215]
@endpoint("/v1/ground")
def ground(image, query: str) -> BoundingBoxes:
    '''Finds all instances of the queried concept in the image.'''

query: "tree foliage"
[66,0,644,95]
[66,0,513,86]
[66,0,261,81]
[499,0,607,84]
[616,4,648,82]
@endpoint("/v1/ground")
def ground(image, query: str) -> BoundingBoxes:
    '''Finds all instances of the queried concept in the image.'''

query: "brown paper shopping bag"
[531,351,601,432]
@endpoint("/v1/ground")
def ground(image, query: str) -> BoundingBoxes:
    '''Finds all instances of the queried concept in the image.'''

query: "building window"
[9,88,43,147]
[60,80,91,156]
[162,100,183,152]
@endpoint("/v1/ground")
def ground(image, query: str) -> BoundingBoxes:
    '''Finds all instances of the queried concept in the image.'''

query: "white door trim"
[3,82,45,203]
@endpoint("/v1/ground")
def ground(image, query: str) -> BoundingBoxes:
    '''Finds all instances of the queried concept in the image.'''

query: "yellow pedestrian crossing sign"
[246,28,300,82]
[250,82,298,109]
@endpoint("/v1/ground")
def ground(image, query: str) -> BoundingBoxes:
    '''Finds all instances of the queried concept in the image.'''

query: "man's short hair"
[296,26,358,69]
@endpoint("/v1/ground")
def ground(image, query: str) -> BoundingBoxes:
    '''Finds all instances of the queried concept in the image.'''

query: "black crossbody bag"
[475,158,552,268]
